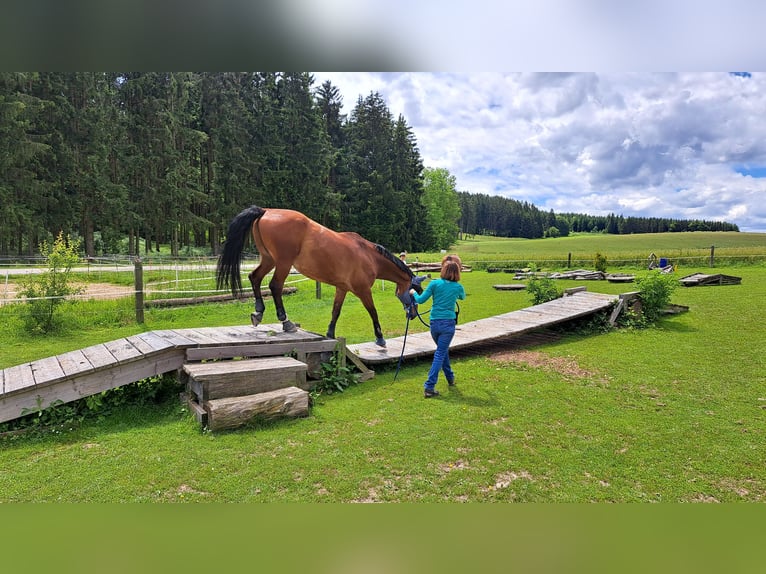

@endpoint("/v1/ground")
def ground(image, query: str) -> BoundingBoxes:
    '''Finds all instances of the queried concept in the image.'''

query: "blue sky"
[313,72,766,232]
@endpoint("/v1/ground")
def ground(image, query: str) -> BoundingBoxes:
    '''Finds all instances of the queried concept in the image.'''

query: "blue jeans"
[425,319,456,391]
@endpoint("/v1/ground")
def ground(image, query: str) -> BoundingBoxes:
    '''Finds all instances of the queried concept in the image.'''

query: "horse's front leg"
[326,289,348,339]
[269,266,298,332]
[357,289,385,347]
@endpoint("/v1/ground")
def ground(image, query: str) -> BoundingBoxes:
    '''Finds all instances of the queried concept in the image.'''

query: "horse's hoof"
[251,312,263,327]
[375,338,386,347]
[282,320,298,333]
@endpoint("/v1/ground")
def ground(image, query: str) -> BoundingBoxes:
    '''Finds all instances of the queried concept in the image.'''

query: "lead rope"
[394,303,432,381]
[393,309,412,381]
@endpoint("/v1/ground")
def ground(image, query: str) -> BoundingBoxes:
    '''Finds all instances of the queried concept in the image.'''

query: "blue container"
[659,257,668,267]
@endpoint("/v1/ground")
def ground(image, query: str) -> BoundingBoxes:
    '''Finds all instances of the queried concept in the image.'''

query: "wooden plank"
[104,338,143,363]
[0,348,186,425]
[184,357,308,399]
[125,334,163,356]
[81,343,118,370]
[492,315,549,331]
[222,324,326,342]
[0,369,4,394]
[185,394,207,425]
[347,292,619,366]
[30,356,66,386]
[185,339,338,362]
[169,328,221,346]
[134,331,176,353]
[342,347,375,382]
[181,326,255,344]
[3,364,36,395]
[152,329,199,348]
[57,349,93,377]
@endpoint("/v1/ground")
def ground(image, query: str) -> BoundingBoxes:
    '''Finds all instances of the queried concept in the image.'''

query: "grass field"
[443,230,766,269]
[1,232,765,503]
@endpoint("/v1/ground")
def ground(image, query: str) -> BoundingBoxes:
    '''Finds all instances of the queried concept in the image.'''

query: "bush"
[594,252,608,272]
[311,350,360,396]
[526,275,561,305]
[635,271,679,324]
[19,232,83,333]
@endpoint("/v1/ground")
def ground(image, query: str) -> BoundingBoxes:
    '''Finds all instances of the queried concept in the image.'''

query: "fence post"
[567,252,572,268]
[134,257,144,324]
[709,245,715,267]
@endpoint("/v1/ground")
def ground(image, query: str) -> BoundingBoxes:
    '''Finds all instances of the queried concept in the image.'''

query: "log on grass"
[204,386,309,431]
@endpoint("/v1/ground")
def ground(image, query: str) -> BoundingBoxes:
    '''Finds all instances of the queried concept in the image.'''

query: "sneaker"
[447,378,456,387]
[424,389,440,398]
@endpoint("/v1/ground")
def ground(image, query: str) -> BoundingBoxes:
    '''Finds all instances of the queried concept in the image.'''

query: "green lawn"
[2,251,765,502]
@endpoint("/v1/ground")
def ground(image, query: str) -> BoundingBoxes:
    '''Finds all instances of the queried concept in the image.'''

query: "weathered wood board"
[0,323,334,425]
[348,290,618,365]
[204,386,310,431]
[679,273,742,286]
[185,356,308,401]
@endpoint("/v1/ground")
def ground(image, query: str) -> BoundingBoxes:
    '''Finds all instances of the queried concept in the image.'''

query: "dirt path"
[1,282,133,305]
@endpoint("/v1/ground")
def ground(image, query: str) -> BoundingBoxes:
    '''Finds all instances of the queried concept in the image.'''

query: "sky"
[313,72,766,233]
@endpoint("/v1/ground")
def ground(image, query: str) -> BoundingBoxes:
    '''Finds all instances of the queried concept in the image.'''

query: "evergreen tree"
[391,115,433,251]
[314,79,347,229]
[422,167,461,249]
[0,72,50,255]
[344,92,397,244]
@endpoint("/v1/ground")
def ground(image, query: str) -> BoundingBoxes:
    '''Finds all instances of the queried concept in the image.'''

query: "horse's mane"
[375,244,413,277]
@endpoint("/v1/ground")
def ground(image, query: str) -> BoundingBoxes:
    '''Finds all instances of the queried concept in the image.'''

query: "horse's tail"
[216,206,266,295]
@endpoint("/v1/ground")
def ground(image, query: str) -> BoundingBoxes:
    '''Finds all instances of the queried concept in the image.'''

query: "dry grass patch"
[488,349,607,384]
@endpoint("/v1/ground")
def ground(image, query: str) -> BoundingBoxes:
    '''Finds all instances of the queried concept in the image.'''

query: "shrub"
[635,271,679,324]
[526,275,561,305]
[311,351,360,396]
[19,232,84,333]
[593,252,608,272]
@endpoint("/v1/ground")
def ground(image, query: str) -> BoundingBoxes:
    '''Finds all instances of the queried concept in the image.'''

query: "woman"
[410,254,466,398]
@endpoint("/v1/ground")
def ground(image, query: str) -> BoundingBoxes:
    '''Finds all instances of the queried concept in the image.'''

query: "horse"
[216,205,426,347]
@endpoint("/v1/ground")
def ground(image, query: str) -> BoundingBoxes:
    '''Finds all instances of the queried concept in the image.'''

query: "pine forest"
[0,72,738,258]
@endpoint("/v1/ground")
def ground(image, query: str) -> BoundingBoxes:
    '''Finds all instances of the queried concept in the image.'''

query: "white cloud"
[313,72,766,232]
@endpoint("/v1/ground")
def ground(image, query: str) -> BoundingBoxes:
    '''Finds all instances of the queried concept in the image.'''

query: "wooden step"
[204,386,310,431]
[183,356,308,402]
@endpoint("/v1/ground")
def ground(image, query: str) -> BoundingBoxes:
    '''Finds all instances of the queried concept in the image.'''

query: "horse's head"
[397,274,429,319]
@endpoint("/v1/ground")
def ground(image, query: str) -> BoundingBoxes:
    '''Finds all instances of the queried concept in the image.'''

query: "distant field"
[413,231,766,269]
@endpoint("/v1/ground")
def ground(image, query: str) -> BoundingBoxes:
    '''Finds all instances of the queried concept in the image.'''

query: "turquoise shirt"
[413,279,466,320]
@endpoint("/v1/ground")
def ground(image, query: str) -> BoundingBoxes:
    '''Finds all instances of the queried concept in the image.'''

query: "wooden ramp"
[679,273,741,286]
[0,324,338,425]
[347,289,618,365]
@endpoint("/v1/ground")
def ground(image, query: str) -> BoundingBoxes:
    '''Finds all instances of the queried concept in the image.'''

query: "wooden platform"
[347,289,618,365]
[679,273,742,286]
[0,324,338,425]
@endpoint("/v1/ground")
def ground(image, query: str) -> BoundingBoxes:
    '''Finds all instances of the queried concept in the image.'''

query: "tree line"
[1,72,738,259]
[459,193,739,239]
[0,72,433,258]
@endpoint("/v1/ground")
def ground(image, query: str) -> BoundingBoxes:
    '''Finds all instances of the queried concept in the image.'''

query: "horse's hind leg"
[248,260,274,327]
[269,264,298,332]
[326,289,348,339]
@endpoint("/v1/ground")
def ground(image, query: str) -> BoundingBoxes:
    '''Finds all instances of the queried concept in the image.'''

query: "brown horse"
[216,206,425,347]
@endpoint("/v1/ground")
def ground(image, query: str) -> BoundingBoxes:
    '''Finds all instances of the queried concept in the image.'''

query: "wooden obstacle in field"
[679,273,741,286]
[346,287,619,365]
[0,324,346,428]
[181,357,311,431]
[1,287,621,428]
